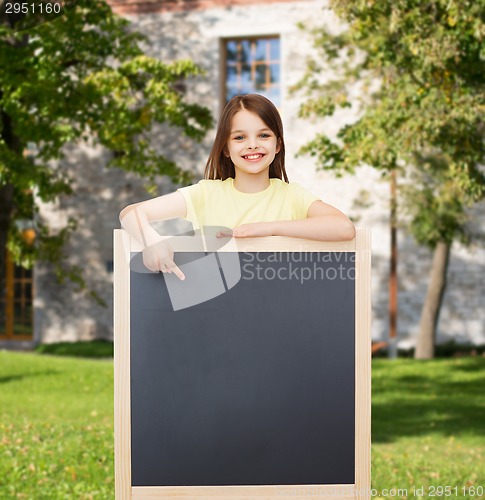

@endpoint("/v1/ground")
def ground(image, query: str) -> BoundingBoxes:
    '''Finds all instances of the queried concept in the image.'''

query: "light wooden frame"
[114,228,371,499]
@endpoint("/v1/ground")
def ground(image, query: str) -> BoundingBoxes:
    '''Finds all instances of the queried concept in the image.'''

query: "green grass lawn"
[0,351,484,499]
[0,351,114,499]
[372,357,485,499]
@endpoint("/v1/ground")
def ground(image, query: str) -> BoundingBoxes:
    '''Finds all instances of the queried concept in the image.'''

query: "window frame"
[220,35,281,113]
[0,251,34,341]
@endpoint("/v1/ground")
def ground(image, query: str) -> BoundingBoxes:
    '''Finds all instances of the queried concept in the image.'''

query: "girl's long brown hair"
[204,94,288,182]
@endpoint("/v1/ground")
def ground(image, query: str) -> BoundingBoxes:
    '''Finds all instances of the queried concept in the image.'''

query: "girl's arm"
[119,192,187,279]
[119,191,187,248]
[218,201,355,242]
[269,200,356,241]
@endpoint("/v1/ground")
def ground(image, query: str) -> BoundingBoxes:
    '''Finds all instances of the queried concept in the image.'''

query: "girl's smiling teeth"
[243,153,265,160]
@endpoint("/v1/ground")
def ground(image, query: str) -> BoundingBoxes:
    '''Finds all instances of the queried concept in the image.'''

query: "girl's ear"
[275,137,282,154]
[223,145,230,157]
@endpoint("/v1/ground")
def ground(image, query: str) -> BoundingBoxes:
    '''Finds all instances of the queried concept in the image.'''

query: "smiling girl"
[119,94,355,280]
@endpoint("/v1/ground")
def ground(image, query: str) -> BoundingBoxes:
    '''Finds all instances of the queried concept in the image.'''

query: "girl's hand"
[142,240,185,280]
[216,222,272,238]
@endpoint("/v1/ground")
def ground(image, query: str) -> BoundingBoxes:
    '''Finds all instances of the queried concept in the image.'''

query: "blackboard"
[114,230,371,499]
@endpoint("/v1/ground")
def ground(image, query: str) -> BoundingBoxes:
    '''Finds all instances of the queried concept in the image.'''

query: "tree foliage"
[294,0,485,247]
[0,0,213,302]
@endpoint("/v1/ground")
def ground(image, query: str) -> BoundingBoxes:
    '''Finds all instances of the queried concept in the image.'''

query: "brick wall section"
[34,0,485,347]
[108,0,308,15]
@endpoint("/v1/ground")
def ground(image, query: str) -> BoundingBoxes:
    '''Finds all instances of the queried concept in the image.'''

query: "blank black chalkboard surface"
[114,228,371,499]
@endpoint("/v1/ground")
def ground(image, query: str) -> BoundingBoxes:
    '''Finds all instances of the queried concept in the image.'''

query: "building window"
[0,252,33,340]
[223,37,281,107]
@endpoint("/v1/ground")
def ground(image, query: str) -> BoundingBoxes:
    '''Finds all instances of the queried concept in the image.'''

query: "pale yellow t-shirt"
[177,177,320,230]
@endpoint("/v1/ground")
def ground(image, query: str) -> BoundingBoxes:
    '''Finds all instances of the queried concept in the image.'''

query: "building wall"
[34,0,485,346]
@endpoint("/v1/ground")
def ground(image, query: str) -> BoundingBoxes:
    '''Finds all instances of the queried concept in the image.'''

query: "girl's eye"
[232,133,271,140]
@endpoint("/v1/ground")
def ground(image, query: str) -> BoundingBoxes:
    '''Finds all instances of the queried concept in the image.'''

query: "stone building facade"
[2,0,483,349]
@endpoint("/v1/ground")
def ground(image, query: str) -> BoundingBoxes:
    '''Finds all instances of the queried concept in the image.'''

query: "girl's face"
[225,109,281,177]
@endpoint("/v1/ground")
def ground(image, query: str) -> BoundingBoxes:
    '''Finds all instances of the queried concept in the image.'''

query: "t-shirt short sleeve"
[289,182,321,220]
[176,182,203,229]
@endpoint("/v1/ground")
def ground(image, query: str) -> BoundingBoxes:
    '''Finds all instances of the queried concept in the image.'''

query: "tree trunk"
[0,34,31,319]
[414,241,451,359]
[389,169,398,359]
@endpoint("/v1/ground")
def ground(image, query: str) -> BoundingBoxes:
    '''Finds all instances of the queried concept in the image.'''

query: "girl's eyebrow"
[230,128,271,133]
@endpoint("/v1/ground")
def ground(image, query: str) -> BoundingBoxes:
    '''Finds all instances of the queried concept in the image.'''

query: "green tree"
[294,0,485,358]
[0,0,213,304]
